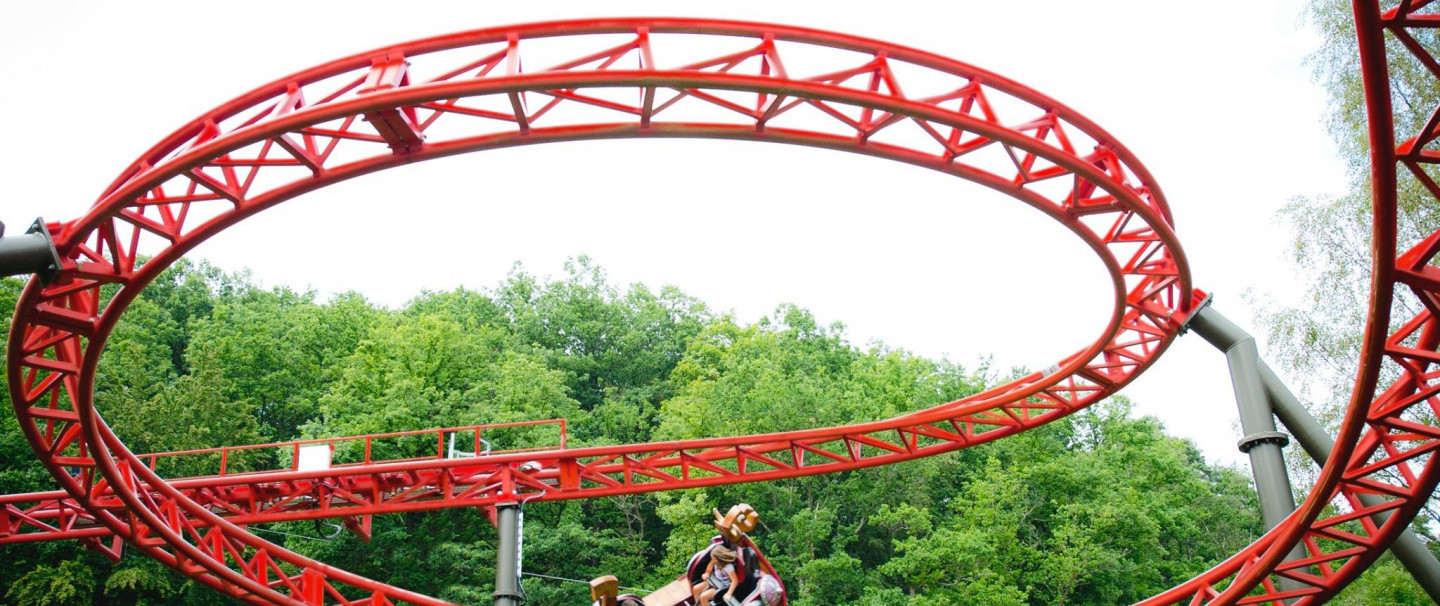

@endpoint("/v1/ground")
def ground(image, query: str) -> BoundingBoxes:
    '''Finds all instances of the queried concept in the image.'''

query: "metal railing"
[130,418,568,479]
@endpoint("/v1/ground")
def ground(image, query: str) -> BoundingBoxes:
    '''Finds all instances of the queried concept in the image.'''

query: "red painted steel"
[4,12,1423,604]
[0,421,569,546]
[1140,1,1440,603]
[3,19,1191,604]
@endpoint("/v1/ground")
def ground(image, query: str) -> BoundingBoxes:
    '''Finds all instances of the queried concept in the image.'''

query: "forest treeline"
[0,259,1429,605]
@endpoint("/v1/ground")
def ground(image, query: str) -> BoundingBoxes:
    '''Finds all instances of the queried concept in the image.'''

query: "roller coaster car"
[590,505,787,606]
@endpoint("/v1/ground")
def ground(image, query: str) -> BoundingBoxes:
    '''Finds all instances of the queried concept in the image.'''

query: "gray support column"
[1257,363,1440,603]
[1189,303,1440,601]
[1190,306,1302,531]
[494,503,524,606]
[1189,305,1307,601]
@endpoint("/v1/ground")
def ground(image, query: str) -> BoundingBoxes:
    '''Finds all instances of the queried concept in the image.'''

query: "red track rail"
[3,12,1426,604]
[0,421,569,545]
[3,18,1191,604]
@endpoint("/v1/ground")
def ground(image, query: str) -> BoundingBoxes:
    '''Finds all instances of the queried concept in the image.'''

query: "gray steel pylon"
[1189,303,1440,603]
[494,503,525,606]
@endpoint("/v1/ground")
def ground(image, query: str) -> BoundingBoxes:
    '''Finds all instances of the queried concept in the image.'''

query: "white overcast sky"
[0,1,1346,467]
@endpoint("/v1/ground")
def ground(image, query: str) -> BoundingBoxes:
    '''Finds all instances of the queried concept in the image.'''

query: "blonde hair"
[711,544,737,564]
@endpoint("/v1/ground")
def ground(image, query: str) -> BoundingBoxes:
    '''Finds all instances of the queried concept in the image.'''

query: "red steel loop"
[1149,1,1440,604]
[6,19,1201,605]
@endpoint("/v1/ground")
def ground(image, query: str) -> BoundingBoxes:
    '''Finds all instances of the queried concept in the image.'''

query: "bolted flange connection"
[0,219,62,284]
[1238,430,1291,453]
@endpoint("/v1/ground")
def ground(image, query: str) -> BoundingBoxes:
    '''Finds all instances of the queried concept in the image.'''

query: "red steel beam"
[0,421,568,545]
[6,20,1187,603]
[4,14,1429,605]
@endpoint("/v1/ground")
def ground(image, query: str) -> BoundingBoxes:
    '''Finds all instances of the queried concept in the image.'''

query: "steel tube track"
[2,13,1432,605]
[5,19,1190,605]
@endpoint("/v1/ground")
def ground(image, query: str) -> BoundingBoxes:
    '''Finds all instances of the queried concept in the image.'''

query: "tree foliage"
[3,4,1432,603]
[2,261,1272,605]
[1249,2,1440,600]
[1257,1,1440,412]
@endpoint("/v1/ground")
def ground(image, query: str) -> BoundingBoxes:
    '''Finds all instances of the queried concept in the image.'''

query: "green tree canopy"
[1,260,1273,605]
[1248,3,1440,600]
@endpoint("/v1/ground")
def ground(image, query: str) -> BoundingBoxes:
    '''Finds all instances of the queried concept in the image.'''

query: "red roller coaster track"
[0,420,573,546]
[2,6,1437,605]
